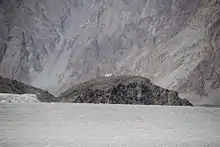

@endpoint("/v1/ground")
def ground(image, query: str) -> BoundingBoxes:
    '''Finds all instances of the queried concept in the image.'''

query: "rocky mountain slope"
[0,76,56,102]
[59,76,192,106]
[0,0,219,105]
[0,75,192,106]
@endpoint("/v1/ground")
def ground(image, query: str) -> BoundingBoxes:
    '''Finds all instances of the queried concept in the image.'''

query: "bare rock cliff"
[0,0,219,105]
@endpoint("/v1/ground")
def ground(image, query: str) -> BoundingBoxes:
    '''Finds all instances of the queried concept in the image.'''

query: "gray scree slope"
[0,0,219,105]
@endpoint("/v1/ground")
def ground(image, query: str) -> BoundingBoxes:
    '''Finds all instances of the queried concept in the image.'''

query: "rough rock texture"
[0,0,219,105]
[0,76,56,102]
[0,93,39,103]
[59,76,193,106]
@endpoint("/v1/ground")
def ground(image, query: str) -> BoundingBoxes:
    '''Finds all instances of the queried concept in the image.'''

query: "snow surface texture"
[0,93,39,104]
[0,103,220,147]
[0,0,220,105]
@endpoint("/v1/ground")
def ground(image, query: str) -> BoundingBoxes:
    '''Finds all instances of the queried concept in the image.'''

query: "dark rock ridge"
[59,75,193,106]
[0,76,56,102]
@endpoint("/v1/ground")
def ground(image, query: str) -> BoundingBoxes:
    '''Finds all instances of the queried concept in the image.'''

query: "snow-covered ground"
[0,103,220,147]
[0,93,39,104]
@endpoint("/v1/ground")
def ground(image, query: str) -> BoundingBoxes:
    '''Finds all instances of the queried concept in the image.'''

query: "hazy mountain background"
[0,0,219,105]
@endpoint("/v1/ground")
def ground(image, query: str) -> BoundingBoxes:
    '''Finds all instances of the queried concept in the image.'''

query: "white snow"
[104,73,113,77]
[0,93,39,104]
[0,103,220,147]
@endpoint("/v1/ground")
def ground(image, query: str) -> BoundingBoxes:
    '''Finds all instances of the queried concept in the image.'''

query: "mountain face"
[58,76,193,106]
[0,0,219,105]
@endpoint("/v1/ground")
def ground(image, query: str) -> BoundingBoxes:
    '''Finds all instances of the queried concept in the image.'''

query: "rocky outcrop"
[59,76,193,106]
[0,93,39,104]
[0,0,219,105]
[0,76,56,102]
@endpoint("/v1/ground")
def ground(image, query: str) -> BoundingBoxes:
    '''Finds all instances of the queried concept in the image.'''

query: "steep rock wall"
[0,0,219,105]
